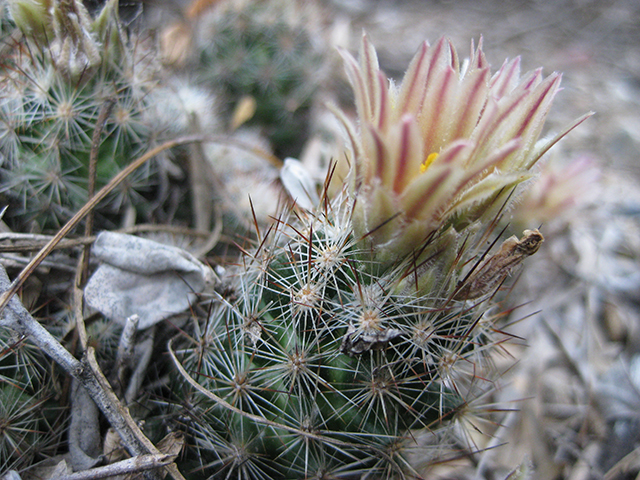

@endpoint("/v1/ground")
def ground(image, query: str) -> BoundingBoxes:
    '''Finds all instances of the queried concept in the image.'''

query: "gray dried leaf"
[1,471,22,480]
[69,379,104,471]
[47,460,72,479]
[84,232,216,329]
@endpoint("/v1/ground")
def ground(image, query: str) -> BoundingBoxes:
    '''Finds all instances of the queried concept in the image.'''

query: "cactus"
[189,0,328,158]
[170,33,588,478]
[0,0,590,473]
[174,200,527,478]
[0,0,196,231]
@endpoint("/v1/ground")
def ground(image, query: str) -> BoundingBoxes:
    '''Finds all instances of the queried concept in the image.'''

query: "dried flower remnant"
[49,0,101,80]
[340,323,403,357]
[455,229,544,300]
[6,0,53,42]
[336,34,591,261]
[8,0,102,80]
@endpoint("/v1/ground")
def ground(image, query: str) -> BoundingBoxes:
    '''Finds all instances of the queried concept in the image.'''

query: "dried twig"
[604,445,640,480]
[0,225,211,253]
[56,454,176,480]
[82,99,116,287]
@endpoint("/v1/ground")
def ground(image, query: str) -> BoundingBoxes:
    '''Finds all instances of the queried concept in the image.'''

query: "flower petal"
[450,64,490,140]
[472,70,560,170]
[490,57,521,99]
[361,124,389,185]
[397,37,451,118]
[390,115,424,194]
[340,47,371,123]
[506,73,563,169]
[360,32,382,121]
[447,171,533,226]
[400,140,474,222]
[417,65,458,154]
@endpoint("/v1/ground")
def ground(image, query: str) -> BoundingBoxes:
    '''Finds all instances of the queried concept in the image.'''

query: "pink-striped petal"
[340,48,371,122]
[490,57,521,99]
[397,37,450,116]
[390,115,423,194]
[450,65,490,140]
[418,65,458,154]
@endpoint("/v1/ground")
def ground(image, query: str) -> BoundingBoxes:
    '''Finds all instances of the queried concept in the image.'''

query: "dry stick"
[82,98,115,287]
[73,268,89,351]
[604,445,640,480]
[53,453,175,480]
[0,225,211,252]
[0,281,184,480]
[0,267,154,459]
[74,99,114,350]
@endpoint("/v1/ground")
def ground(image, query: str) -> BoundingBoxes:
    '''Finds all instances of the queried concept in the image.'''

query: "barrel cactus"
[172,34,588,478]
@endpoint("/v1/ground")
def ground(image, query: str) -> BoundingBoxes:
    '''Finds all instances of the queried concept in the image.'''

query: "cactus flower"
[337,34,591,260]
[170,33,592,479]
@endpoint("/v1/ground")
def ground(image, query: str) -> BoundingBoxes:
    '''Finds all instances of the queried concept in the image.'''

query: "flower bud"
[337,34,591,261]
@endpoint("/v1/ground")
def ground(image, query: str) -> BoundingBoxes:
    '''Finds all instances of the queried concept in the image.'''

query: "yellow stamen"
[420,152,439,173]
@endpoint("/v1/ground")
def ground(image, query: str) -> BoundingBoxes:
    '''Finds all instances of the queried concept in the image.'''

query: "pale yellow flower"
[336,34,591,260]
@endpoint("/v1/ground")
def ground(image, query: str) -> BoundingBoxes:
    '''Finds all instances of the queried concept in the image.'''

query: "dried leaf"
[84,232,216,329]
[455,229,544,300]
[69,379,104,471]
